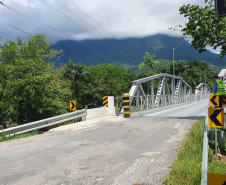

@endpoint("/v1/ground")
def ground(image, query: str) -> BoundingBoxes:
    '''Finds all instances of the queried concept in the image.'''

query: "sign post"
[70,101,76,123]
[208,95,224,156]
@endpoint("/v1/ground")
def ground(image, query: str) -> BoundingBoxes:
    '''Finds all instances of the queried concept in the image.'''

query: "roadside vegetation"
[0,131,37,143]
[164,121,226,185]
[208,128,226,174]
[164,119,204,185]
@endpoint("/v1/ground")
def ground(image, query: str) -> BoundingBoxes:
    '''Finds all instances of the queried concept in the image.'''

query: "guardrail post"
[82,109,87,121]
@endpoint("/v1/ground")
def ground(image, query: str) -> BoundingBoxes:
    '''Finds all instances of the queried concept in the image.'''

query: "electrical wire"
[55,0,107,39]
[0,18,31,36]
[68,0,146,56]
[0,19,96,63]
[40,0,103,41]
[0,1,110,50]
[0,31,17,40]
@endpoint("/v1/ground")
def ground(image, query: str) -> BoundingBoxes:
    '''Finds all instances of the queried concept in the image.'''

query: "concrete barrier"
[86,96,116,120]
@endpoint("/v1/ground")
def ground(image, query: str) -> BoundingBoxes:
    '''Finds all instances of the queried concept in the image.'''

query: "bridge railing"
[115,93,209,115]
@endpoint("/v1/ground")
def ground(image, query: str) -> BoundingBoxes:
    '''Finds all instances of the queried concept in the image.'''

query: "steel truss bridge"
[115,73,211,115]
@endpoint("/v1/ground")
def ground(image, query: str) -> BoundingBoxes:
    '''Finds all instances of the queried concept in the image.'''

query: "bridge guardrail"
[115,93,209,115]
[0,109,87,137]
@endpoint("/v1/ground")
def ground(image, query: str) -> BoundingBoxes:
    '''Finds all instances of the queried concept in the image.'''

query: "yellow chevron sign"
[208,173,226,185]
[209,95,219,107]
[208,108,224,128]
[70,101,76,111]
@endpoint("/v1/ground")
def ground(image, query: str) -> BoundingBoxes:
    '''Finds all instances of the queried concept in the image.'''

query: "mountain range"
[51,34,226,67]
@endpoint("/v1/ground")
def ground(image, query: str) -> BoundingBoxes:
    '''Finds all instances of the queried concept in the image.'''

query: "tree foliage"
[173,0,226,58]
[139,52,160,71]
[157,59,215,91]
[0,34,71,127]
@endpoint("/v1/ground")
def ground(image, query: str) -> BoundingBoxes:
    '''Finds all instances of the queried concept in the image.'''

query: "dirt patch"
[214,154,226,164]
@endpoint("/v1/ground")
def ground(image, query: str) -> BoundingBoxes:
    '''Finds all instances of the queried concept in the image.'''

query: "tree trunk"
[0,121,7,129]
[122,78,125,94]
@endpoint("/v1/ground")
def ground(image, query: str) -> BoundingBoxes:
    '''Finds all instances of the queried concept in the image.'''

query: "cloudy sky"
[0,0,216,52]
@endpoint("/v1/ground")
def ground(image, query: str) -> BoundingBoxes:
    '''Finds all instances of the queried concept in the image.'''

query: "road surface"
[0,100,208,185]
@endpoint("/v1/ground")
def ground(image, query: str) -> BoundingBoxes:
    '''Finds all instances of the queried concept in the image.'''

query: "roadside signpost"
[70,101,76,111]
[70,101,76,123]
[208,95,225,157]
[209,94,219,107]
[208,108,224,128]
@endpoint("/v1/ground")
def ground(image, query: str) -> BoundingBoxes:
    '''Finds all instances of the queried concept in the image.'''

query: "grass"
[208,128,226,174]
[164,120,226,185]
[0,131,37,143]
[164,119,205,185]
[0,119,76,143]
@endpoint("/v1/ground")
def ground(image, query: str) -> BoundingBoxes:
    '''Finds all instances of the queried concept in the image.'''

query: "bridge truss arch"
[129,73,193,108]
[195,83,211,96]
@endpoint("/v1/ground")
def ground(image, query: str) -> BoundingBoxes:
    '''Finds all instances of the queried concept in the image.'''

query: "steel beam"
[132,73,191,89]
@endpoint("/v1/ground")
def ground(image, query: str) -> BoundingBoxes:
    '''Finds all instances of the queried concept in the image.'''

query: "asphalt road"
[0,100,208,185]
[144,100,208,118]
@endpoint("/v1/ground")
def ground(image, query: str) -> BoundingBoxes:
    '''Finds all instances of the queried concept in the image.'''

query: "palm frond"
[139,62,145,69]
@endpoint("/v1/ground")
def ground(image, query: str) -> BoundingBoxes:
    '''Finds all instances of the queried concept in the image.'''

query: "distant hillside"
[51,34,226,67]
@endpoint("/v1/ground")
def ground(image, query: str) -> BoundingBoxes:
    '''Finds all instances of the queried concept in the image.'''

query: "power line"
[0,18,60,41]
[0,18,31,36]
[40,0,103,41]
[55,0,125,51]
[68,0,146,57]
[0,1,147,64]
[55,0,107,39]
[0,1,109,50]
[0,31,17,40]
[68,0,116,39]
[0,18,101,64]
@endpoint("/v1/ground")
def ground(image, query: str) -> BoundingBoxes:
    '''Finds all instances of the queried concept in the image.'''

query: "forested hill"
[51,34,226,67]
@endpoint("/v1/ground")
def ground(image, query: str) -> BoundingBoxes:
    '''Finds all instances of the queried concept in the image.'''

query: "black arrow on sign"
[223,181,226,185]
[210,109,223,127]
[71,102,75,110]
[210,95,218,106]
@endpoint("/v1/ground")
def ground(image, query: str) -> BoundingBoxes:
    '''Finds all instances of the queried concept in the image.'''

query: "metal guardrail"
[115,93,209,115]
[0,109,87,137]
[201,107,209,185]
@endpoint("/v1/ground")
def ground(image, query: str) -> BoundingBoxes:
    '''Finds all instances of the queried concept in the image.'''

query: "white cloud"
[0,0,209,46]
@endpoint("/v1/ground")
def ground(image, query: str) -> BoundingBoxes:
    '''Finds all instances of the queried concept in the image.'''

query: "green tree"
[81,64,132,108]
[0,34,71,127]
[139,52,160,94]
[63,60,88,102]
[172,0,226,58]
[157,59,210,92]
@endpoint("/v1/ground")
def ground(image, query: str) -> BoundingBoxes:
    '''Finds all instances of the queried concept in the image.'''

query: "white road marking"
[142,152,160,156]
[174,123,180,128]
[112,158,145,185]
